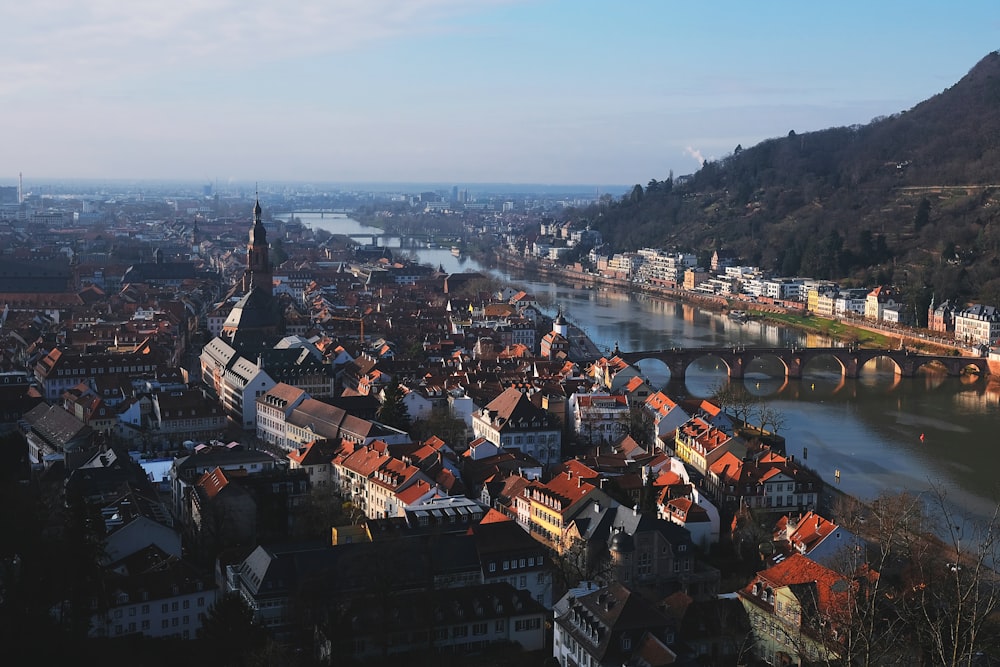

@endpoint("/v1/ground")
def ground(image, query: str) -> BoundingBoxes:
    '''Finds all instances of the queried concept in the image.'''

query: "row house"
[635,249,697,287]
[739,553,855,666]
[742,277,803,301]
[317,582,547,662]
[833,287,870,317]
[773,510,864,568]
[514,470,615,552]
[928,297,957,333]
[570,392,630,444]
[643,390,691,444]
[659,492,720,551]
[286,438,342,488]
[169,444,276,522]
[199,337,272,429]
[34,346,160,401]
[472,387,562,468]
[673,416,745,476]
[864,285,897,321]
[472,511,554,608]
[954,303,1000,347]
[706,450,821,514]
[255,382,309,449]
[117,389,227,448]
[82,556,217,641]
[61,382,117,434]
[338,445,436,519]
[21,402,95,468]
[283,397,410,451]
[587,355,641,393]
[222,356,276,430]
[553,581,677,667]
[151,389,227,445]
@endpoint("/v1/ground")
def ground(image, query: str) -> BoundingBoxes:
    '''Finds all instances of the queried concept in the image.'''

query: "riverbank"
[493,249,973,359]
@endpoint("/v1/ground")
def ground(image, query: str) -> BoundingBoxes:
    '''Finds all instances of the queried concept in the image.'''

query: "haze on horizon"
[3,1,998,187]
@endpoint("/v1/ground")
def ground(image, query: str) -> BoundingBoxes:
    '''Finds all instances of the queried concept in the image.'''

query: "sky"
[3,1,999,187]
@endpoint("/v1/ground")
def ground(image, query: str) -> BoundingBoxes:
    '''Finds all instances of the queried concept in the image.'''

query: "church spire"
[242,194,272,294]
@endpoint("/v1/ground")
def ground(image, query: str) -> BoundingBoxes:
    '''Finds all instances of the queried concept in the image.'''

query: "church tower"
[242,198,273,294]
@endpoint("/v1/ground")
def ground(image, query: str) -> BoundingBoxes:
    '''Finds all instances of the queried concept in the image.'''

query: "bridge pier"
[728,356,744,380]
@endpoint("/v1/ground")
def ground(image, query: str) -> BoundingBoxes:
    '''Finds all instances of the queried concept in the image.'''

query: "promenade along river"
[296,213,1000,525]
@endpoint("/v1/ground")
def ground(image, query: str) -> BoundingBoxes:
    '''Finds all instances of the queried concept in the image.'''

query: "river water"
[290,213,1000,525]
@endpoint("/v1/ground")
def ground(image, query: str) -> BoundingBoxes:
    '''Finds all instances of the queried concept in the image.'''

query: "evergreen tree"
[377,383,411,431]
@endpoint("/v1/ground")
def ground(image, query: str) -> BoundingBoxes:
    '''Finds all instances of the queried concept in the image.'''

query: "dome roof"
[609,529,635,553]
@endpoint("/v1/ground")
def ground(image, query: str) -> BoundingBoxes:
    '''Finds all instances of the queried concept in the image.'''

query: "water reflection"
[295,213,1000,524]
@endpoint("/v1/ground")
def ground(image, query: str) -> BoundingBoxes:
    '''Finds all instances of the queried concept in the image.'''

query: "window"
[473,622,487,636]
[162,620,169,629]
[171,602,178,612]
[495,620,506,633]
[142,620,150,630]
[503,560,509,571]
[183,600,190,609]
[452,625,468,638]
[142,604,149,614]
[197,597,205,607]
[489,562,496,573]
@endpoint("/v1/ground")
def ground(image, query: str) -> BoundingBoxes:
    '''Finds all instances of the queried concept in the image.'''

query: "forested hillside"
[574,51,1000,321]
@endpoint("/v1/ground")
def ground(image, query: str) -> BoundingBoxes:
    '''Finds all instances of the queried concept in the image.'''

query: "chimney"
[578,476,582,488]
[633,504,638,516]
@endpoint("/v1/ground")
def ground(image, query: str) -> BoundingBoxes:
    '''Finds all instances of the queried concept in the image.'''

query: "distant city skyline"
[4,1,998,186]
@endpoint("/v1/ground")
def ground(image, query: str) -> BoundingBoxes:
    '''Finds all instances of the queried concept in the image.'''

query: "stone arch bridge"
[616,346,989,381]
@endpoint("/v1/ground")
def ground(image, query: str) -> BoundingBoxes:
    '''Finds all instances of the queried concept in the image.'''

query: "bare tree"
[907,486,1000,666]
[827,490,927,666]
[756,403,787,435]
[711,381,759,429]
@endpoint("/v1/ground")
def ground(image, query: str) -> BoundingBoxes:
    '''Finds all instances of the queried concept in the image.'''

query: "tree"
[377,383,411,431]
[408,405,469,448]
[712,381,759,429]
[906,487,1000,666]
[199,593,268,661]
[621,404,654,447]
[914,197,932,232]
[756,403,787,435]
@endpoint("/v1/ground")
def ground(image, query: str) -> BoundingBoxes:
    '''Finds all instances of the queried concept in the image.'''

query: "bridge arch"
[616,347,989,383]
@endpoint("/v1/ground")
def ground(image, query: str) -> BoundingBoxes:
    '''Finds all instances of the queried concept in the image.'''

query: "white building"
[955,304,1000,347]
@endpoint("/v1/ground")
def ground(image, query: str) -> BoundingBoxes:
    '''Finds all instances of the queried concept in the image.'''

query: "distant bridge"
[617,346,989,381]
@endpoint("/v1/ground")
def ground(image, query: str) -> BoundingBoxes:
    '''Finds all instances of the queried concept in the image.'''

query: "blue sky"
[3,1,998,186]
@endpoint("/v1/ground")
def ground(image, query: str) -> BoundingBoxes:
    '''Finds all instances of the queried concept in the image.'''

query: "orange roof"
[395,479,433,505]
[196,467,229,499]
[744,553,852,617]
[479,508,513,524]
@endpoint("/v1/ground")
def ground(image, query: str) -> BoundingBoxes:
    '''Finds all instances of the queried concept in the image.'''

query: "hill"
[575,51,1000,323]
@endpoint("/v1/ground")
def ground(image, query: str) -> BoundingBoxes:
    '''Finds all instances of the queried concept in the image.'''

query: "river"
[291,213,1000,525]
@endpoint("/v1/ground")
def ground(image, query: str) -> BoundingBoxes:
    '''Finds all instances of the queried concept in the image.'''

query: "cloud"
[1,0,520,98]
[684,146,705,167]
